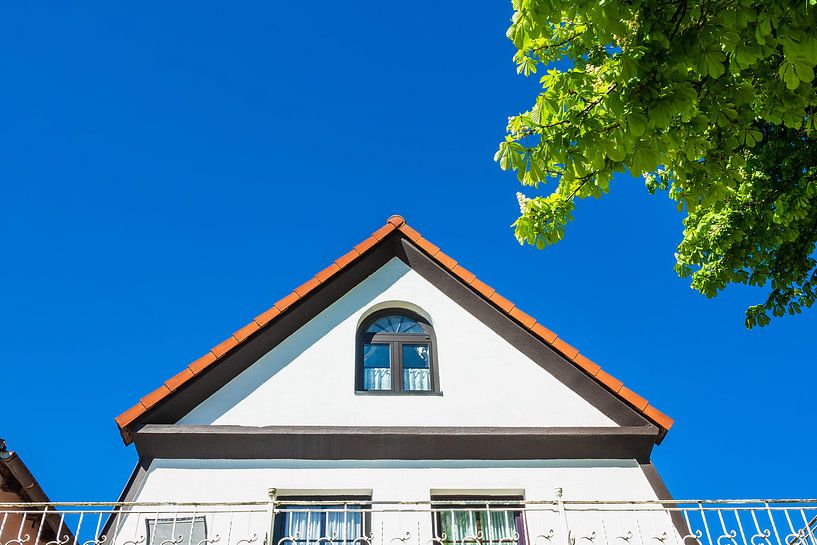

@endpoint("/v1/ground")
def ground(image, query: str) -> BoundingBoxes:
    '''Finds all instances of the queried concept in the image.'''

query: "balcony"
[1,499,815,545]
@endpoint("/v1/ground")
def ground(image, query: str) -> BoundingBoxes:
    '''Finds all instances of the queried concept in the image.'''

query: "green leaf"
[779,61,801,90]
[631,142,659,174]
[628,112,648,137]
[602,139,626,162]
[792,58,814,83]
[703,48,726,78]
[804,34,817,64]
[742,127,762,147]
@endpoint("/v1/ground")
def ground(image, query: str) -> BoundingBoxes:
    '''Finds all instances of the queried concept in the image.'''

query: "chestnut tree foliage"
[496,0,817,328]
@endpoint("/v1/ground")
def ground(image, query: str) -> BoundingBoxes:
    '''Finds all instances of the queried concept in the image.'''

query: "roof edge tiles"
[115,215,674,444]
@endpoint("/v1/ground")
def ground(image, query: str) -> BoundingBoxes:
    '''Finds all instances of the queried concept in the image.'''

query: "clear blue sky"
[1,2,814,502]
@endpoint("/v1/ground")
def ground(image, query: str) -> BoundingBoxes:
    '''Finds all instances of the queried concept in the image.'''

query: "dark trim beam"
[99,458,152,539]
[133,424,659,462]
[640,463,691,539]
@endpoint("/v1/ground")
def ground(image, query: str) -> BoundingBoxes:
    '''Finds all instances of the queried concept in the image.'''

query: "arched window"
[356,309,438,393]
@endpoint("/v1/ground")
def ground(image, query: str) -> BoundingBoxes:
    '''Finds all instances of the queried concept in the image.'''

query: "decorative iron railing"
[1,496,816,545]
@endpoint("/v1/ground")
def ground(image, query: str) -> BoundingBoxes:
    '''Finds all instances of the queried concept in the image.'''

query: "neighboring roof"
[0,438,72,540]
[115,215,674,443]
[0,439,51,503]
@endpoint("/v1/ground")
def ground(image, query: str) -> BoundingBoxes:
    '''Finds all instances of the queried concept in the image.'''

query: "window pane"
[366,314,425,333]
[437,510,522,545]
[438,511,477,543]
[146,517,206,545]
[363,343,391,390]
[274,506,364,545]
[483,511,518,543]
[402,343,430,391]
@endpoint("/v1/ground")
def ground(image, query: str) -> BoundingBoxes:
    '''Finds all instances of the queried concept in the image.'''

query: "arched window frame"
[355,308,440,394]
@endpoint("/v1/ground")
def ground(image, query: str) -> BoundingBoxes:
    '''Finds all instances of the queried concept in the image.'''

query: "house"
[6,216,813,545]
[0,439,72,545]
[106,215,682,545]
[114,215,674,495]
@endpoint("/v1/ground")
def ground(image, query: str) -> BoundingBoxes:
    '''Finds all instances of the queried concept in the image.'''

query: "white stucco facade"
[131,459,660,503]
[179,258,616,429]
[119,459,672,545]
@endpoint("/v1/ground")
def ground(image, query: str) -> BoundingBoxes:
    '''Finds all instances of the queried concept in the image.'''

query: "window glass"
[274,505,363,545]
[437,509,523,545]
[402,343,431,391]
[363,343,391,390]
[358,310,436,393]
[365,315,425,333]
[146,517,207,545]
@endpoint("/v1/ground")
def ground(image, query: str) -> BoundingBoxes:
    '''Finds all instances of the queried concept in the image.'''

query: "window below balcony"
[272,497,370,545]
[432,497,526,545]
[146,516,207,545]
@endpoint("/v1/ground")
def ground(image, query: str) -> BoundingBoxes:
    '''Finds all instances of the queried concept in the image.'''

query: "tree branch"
[532,30,585,54]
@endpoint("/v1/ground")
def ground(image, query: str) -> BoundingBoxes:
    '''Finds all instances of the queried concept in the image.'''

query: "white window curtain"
[403,368,431,391]
[277,506,363,545]
[438,510,520,545]
[364,368,391,390]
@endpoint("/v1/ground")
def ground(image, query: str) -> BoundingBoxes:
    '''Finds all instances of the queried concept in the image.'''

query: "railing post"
[555,488,572,545]
[267,488,278,545]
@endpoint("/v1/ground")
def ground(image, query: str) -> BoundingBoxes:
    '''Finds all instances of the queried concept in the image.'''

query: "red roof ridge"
[115,216,674,443]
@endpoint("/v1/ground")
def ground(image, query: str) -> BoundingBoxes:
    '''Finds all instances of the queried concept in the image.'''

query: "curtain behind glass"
[401,344,430,391]
[483,511,517,543]
[363,343,391,390]
[437,510,521,545]
[438,511,477,543]
[364,368,391,390]
[275,506,363,545]
[403,368,431,391]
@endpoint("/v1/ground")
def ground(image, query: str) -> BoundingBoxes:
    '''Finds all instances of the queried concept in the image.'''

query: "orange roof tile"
[254,306,281,327]
[165,368,194,392]
[489,292,515,313]
[552,338,580,361]
[531,322,558,343]
[294,277,321,298]
[509,307,537,329]
[450,265,476,285]
[115,215,674,443]
[573,353,601,376]
[188,352,217,375]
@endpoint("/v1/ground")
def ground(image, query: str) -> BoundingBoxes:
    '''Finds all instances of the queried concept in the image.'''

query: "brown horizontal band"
[132,424,660,462]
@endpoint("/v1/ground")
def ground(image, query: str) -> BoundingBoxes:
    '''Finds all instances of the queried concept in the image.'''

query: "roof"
[115,215,674,443]
[0,439,51,504]
[0,439,73,540]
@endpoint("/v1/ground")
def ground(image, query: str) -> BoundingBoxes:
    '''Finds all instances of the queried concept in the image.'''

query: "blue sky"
[1,2,814,502]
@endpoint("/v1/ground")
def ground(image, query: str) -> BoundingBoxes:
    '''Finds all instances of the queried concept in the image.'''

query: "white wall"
[132,459,659,503]
[114,460,673,545]
[179,258,616,428]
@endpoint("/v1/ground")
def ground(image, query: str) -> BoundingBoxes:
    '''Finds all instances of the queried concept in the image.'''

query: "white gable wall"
[179,258,617,428]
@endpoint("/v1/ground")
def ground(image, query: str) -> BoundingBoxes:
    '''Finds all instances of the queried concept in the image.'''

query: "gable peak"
[114,215,674,444]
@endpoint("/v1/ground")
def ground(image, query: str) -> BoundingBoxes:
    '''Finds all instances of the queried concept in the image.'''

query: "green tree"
[496,0,817,328]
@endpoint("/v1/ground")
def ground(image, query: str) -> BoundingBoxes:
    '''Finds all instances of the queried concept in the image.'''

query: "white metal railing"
[1,497,816,545]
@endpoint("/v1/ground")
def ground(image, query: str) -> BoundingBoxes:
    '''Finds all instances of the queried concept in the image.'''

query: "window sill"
[354,390,444,396]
